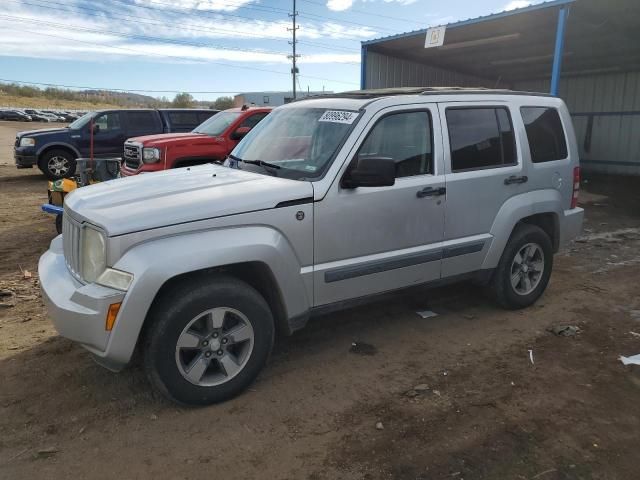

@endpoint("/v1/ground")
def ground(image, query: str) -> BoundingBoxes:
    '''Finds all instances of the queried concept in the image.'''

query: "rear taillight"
[571,166,580,209]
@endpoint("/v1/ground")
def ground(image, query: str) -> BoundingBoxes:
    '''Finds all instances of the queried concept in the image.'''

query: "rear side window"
[357,111,433,178]
[520,107,568,163]
[168,112,200,129]
[127,111,158,135]
[446,107,516,172]
[198,112,215,124]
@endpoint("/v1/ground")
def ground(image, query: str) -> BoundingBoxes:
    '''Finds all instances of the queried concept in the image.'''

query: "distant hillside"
[0,92,127,110]
[81,90,166,107]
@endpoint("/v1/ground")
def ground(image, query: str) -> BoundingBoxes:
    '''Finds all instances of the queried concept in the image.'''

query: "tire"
[39,149,76,180]
[489,224,553,310]
[143,275,275,406]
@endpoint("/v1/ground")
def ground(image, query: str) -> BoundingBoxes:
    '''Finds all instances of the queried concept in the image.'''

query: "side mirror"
[342,156,396,188]
[91,123,100,134]
[230,126,251,141]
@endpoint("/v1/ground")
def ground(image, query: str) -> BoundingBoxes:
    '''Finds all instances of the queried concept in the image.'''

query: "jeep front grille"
[124,143,141,169]
[62,213,83,282]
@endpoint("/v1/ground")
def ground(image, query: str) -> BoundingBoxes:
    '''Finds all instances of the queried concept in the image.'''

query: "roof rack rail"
[291,87,551,102]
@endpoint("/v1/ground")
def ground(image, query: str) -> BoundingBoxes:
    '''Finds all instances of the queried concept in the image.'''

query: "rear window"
[520,107,568,163]
[446,107,517,172]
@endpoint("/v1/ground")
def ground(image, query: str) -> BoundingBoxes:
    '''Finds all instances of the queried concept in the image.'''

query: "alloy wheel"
[510,242,545,296]
[175,307,255,387]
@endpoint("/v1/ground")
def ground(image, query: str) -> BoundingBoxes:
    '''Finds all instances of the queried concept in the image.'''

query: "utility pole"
[288,0,300,99]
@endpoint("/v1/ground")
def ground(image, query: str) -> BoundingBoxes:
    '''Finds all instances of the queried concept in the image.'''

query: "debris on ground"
[619,354,640,366]
[528,349,535,365]
[36,447,59,458]
[630,332,640,338]
[416,310,438,319]
[548,325,580,337]
[375,422,384,430]
[404,384,431,398]
[349,342,377,356]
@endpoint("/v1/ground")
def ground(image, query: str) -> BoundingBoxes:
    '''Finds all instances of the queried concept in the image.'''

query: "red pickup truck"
[120,106,271,176]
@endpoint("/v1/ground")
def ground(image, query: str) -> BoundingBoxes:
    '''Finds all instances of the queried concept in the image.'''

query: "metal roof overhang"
[363,0,640,84]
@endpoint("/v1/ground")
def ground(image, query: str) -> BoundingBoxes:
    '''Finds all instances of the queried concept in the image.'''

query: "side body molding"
[104,226,311,367]
[482,189,563,269]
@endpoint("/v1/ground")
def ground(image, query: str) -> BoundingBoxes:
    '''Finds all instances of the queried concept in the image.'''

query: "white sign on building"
[424,26,446,48]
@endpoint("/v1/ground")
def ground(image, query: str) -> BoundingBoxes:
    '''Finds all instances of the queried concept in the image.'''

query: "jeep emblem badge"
[296,211,305,221]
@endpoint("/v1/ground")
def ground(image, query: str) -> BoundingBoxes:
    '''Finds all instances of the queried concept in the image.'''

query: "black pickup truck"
[14,108,218,179]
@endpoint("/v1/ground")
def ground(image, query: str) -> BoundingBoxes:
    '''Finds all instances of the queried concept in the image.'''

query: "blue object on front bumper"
[42,204,64,215]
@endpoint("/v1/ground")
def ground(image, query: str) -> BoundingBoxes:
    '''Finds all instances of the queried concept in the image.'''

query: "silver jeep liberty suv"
[39,88,583,405]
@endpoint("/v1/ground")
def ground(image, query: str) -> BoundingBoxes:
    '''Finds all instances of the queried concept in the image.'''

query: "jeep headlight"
[19,137,35,147]
[142,147,161,163]
[81,226,106,283]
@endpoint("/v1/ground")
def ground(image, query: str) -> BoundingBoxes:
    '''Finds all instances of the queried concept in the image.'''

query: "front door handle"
[416,186,446,198]
[504,175,528,185]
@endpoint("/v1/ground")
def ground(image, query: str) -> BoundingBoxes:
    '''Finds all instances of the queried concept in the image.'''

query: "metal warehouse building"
[360,0,640,175]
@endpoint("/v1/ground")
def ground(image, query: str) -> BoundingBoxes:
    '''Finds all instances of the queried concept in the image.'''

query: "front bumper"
[14,146,37,167]
[560,207,585,247]
[39,236,127,370]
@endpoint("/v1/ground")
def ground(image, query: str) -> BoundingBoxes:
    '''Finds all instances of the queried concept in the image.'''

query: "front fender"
[482,189,563,269]
[103,226,309,366]
[36,141,81,158]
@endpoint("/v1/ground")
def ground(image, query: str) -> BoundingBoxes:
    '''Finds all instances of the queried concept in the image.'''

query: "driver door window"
[357,111,432,178]
[94,113,122,133]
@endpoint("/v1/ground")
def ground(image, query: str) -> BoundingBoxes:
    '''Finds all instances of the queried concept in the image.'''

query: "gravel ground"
[1,121,640,480]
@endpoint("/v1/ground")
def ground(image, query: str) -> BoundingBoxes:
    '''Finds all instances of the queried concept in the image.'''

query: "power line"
[298,0,426,26]
[2,26,360,86]
[288,0,301,99]
[7,0,364,54]
[0,13,291,57]
[0,78,240,94]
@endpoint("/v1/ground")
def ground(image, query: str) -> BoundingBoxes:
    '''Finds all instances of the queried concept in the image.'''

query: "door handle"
[416,186,446,198]
[504,175,528,185]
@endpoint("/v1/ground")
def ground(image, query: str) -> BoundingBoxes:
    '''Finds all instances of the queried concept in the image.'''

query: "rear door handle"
[416,186,446,198]
[504,175,528,185]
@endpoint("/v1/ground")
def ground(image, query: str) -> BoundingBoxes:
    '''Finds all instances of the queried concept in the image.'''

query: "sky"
[0,0,541,101]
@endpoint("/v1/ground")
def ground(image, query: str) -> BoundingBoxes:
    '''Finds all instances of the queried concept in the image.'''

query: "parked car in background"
[39,88,584,405]
[14,108,218,179]
[121,106,271,176]
[0,110,32,121]
[24,109,54,122]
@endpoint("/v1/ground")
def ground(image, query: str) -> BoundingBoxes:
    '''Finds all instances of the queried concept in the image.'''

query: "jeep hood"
[64,163,313,236]
[128,132,209,147]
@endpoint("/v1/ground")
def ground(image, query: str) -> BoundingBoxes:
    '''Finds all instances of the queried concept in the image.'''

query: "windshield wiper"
[239,159,281,170]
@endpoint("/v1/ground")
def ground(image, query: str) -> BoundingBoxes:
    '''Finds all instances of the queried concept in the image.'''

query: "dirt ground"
[1,120,640,479]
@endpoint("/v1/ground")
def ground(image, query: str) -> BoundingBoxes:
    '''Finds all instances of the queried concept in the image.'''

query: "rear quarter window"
[168,112,201,129]
[520,107,568,163]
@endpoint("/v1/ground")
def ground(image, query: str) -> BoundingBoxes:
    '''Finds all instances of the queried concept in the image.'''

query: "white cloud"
[0,0,372,65]
[134,0,257,12]
[327,0,353,11]
[503,1,531,11]
[383,0,417,5]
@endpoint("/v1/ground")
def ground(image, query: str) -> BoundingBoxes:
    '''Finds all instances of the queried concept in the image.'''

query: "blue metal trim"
[572,111,640,117]
[360,45,368,90]
[41,204,64,215]
[550,6,569,96]
[362,0,575,46]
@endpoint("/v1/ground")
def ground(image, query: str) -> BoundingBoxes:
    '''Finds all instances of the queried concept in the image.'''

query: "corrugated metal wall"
[365,51,492,89]
[515,72,640,176]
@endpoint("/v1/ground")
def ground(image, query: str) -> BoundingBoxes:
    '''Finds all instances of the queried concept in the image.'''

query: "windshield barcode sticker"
[319,110,357,124]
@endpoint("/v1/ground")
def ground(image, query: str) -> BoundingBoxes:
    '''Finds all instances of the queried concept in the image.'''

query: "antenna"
[287,0,301,100]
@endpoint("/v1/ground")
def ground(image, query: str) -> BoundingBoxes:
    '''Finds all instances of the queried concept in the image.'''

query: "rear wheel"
[143,275,274,406]
[489,224,553,309]
[39,149,76,180]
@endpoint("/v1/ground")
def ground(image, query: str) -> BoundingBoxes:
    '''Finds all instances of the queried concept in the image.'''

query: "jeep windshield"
[193,111,242,136]
[230,107,359,180]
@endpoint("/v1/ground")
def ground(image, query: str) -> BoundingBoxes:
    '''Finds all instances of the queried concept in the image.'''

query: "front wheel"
[489,224,553,309]
[143,275,274,406]
[39,149,76,180]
